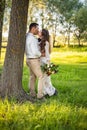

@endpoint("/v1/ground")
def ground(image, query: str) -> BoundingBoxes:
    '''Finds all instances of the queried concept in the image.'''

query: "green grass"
[0,99,87,130]
[0,46,87,130]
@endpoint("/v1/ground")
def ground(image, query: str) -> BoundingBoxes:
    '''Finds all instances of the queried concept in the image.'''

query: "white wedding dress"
[40,41,56,96]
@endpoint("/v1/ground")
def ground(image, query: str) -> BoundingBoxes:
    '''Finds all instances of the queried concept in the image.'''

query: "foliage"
[46,0,83,21]
[46,0,84,46]
[2,0,87,48]
[74,7,87,40]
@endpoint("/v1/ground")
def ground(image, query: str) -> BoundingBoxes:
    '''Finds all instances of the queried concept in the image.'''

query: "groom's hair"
[29,23,38,31]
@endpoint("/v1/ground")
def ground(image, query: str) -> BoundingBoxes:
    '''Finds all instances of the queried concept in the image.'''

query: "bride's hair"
[39,29,51,54]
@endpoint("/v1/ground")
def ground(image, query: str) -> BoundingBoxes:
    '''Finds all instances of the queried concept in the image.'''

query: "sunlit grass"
[0,46,87,130]
[51,51,87,64]
[0,99,87,130]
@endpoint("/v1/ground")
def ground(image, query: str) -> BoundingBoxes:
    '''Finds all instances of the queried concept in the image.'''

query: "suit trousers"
[26,58,44,98]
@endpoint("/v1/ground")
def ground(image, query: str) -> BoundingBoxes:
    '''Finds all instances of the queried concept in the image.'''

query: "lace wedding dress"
[40,41,56,96]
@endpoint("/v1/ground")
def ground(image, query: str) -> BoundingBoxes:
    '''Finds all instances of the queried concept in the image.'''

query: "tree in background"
[27,0,48,29]
[0,0,5,56]
[0,0,29,100]
[47,0,83,46]
[2,0,12,41]
[74,4,87,45]
[2,0,85,48]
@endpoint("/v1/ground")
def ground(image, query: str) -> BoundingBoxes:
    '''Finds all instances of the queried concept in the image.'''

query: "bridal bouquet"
[41,63,59,76]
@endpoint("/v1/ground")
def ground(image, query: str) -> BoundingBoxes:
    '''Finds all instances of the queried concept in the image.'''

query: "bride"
[39,29,58,96]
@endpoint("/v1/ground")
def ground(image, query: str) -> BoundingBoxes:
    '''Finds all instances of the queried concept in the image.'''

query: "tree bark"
[0,0,30,101]
[78,33,81,46]
[74,31,81,46]
[53,24,56,47]
[67,26,71,47]
[0,0,5,56]
[67,32,70,47]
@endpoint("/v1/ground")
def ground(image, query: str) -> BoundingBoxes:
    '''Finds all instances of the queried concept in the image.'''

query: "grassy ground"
[0,46,87,130]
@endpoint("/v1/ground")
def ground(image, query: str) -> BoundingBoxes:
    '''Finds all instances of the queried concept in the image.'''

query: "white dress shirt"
[25,33,41,59]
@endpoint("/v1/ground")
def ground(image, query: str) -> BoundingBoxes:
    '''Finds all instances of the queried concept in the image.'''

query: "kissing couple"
[25,22,58,100]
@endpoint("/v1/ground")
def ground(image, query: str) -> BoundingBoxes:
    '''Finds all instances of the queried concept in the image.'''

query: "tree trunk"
[78,37,81,46]
[78,34,81,46]
[75,32,81,46]
[67,27,70,47]
[67,32,70,46]
[53,34,56,47]
[0,0,5,56]
[0,0,30,100]
[53,24,56,47]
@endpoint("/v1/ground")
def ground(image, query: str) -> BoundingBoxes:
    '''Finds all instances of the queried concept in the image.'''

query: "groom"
[25,22,44,99]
